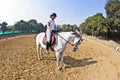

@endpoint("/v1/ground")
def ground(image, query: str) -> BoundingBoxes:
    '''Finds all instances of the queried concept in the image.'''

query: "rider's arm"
[47,22,51,30]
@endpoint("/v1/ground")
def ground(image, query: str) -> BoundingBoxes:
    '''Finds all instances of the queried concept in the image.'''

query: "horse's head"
[71,32,83,52]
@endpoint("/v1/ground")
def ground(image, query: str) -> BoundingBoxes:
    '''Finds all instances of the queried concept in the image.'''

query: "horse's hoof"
[38,58,41,61]
[57,67,61,70]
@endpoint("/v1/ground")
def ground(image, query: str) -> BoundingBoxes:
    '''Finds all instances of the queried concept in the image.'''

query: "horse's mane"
[71,32,81,38]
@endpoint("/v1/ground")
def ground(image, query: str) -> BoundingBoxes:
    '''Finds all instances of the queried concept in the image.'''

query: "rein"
[55,32,74,46]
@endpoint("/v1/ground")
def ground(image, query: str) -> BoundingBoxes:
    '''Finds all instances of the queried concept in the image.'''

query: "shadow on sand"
[64,56,97,69]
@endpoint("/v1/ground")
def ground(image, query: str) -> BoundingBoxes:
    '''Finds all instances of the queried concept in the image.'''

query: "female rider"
[46,13,57,53]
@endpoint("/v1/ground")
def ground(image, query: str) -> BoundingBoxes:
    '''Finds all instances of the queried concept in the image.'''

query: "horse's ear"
[75,29,83,36]
[75,30,80,34]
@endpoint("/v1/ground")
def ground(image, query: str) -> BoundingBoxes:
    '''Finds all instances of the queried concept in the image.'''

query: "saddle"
[42,31,56,51]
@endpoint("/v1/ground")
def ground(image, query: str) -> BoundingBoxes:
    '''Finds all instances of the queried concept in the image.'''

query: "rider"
[46,13,57,53]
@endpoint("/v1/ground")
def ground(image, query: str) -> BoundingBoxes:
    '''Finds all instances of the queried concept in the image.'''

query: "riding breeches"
[46,29,52,43]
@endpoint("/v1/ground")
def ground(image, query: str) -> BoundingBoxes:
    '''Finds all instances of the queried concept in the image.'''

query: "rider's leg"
[46,30,51,53]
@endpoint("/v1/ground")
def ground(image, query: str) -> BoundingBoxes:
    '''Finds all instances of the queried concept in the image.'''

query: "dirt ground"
[0,35,120,80]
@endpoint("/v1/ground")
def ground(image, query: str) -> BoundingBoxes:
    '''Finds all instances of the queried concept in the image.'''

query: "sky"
[0,0,107,26]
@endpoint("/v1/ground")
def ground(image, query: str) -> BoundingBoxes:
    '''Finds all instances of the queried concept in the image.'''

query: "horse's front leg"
[56,52,60,69]
[37,45,40,60]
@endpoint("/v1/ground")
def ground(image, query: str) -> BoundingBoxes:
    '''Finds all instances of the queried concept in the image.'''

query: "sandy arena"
[0,35,120,80]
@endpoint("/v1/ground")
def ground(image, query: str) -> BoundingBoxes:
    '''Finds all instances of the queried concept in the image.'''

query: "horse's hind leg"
[37,44,42,60]
[39,47,43,59]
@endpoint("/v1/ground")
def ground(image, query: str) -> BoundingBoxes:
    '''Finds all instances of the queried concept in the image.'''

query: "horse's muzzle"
[72,46,78,52]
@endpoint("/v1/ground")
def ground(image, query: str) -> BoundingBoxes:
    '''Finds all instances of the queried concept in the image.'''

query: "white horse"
[36,31,83,69]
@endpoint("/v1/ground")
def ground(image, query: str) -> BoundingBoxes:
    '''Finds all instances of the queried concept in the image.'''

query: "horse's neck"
[58,32,76,44]
[65,32,76,41]
[54,32,76,51]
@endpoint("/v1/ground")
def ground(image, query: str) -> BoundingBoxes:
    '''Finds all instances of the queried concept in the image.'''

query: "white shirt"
[47,19,55,30]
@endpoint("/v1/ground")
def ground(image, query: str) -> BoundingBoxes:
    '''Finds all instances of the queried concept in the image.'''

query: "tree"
[72,24,78,31]
[105,0,120,38]
[36,23,45,33]
[28,19,38,32]
[13,20,30,32]
[61,24,78,32]
[61,24,67,31]
[79,13,108,37]
[79,23,85,33]
[0,21,8,33]
[12,19,45,33]
[56,25,62,32]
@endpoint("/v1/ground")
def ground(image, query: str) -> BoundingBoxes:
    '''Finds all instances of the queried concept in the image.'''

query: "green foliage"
[105,0,120,38]
[0,22,8,33]
[56,25,62,32]
[80,13,108,36]
[79,0,120,39]
[61,24,78,32]
[12,19,45,33]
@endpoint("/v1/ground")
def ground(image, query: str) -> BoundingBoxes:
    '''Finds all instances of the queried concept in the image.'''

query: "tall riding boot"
[46,42,50,54]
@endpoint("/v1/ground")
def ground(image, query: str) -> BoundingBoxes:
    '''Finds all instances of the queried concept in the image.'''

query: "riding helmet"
[50,13,57,17]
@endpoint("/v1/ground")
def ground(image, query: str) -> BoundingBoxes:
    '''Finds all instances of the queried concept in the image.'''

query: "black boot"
[46,42,50,54]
